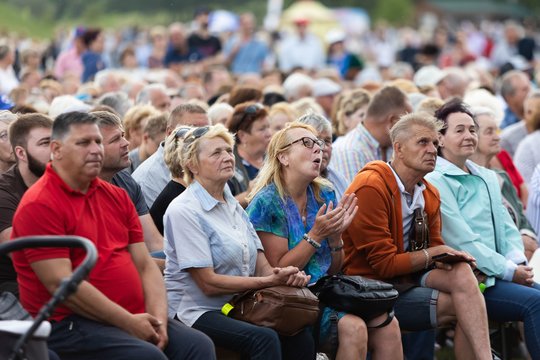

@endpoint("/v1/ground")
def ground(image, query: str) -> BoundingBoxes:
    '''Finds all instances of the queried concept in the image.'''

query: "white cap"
[48,95,92,119]
[413,65,445,88]
[313,78,342,97]
[325,29,346,45]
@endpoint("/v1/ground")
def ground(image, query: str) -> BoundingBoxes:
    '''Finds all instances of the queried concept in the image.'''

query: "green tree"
[372,0,414,26]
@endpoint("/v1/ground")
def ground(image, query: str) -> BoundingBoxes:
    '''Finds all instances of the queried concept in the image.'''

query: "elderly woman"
[469,107,538,260]
[226,102,272,206]
[150,126,191,235]
[425,99,540,356]
[0,111,17,173]
[164,124,314,360]
[246,122,402,359]
[297,113,349,200]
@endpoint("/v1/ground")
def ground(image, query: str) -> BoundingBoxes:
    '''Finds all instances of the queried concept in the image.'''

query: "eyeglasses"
[0,131,7,142]
[283,137,325,150]
[182,126,210,149]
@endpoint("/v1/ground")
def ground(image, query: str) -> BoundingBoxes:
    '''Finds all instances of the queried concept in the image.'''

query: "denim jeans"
[192,310,315,360]
[484,280,540,356]
[48,314,216,360]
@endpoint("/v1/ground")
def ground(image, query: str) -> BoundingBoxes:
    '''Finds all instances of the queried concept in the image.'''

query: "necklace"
[299,203,307,225]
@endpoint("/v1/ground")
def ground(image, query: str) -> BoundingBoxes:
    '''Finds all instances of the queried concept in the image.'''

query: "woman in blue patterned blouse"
[247,122,403,359]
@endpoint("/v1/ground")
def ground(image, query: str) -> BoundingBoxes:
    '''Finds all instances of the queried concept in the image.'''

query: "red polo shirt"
[11,163,145,322]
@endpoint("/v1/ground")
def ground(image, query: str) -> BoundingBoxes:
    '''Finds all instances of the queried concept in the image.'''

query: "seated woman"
[164,124,314,360]
[469,107,538,260]
[246,122,403,359]
[150,126,191,235]
[226,102,272,207]
[426,99,540,356]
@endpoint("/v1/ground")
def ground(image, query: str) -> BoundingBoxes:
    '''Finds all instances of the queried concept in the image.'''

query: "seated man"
[342,113,492,359]
[11,111,215,360]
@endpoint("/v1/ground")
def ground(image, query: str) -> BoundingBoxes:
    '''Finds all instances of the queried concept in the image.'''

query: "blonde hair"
[164,126,192,178]
[335,89,371,136]
[268,102,298,121]
[123,105,160,141]
[181,124,235,185]
[416,97,444,116]
[248,122,332,203]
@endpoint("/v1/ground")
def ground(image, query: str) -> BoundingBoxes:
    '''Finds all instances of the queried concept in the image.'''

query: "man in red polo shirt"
[11,111,215,360]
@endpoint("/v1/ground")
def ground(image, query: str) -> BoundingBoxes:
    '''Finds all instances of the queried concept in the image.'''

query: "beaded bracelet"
[303,233,321,249]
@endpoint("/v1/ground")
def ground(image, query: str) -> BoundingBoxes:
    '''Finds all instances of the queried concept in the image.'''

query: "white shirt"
[387,162,426,251]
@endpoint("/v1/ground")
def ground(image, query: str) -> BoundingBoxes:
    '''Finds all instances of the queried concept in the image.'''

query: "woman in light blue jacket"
[425,99,540,356]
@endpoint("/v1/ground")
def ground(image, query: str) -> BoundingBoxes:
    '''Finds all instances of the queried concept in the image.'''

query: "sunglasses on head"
[182,126,210,149]
[239,103,263,124]
[283,136,325,150]
[173,126,192,140]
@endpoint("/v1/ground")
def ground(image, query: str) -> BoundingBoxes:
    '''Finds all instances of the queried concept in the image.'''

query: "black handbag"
[310,274,398,328]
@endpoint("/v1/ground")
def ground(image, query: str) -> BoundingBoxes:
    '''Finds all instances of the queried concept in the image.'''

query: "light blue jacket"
[426,157,526,288]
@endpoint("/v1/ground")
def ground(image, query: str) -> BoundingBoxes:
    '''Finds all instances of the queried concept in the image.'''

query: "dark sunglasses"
[239,103,263,124]
[182,126,210,149]
[173,126,192,140]
[283,136,325,150]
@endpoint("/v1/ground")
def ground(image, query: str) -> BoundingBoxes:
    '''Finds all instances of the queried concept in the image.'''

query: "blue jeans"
[484,280,540,356]
[48,314,216,360]
[192,310,315,360]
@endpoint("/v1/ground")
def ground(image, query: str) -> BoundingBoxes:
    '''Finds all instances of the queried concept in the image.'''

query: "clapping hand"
[309,194,358,241]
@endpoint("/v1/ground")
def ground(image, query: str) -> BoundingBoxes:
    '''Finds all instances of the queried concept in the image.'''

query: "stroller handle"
[0,236,97,360]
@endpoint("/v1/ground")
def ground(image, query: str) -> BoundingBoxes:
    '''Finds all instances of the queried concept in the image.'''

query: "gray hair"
[94,70,118,90]
[283,73,314,102]
[500,70,528,100]
[471,106,496,120]
[0,110,17,125]
[296,112,332,135]
[390,112,444,144]
[96,91,132,118]
[136,83,167,105]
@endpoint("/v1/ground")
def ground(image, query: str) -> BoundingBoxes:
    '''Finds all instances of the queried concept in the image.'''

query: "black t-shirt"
[111,169,149,216]
[0,165,28,289]
[150,180,186,235]
[187,33,222,59]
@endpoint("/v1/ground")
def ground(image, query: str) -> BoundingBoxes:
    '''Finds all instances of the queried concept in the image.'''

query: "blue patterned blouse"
[247,182,336,282]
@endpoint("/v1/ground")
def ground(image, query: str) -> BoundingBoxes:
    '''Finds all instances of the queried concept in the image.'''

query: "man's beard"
[27,151,47,178]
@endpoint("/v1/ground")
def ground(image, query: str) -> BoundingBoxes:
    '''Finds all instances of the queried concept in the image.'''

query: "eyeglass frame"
[282,136,325,150]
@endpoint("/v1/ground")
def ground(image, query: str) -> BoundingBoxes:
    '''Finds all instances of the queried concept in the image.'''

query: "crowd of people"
[1,5,540,360]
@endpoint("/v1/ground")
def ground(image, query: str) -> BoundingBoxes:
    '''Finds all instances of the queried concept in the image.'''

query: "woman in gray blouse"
[163,124,315,359]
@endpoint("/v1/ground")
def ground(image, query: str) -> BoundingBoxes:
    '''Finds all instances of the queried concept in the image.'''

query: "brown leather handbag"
[225,285,320,336]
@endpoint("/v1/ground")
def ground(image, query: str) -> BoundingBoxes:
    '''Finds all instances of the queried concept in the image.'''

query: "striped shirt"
[331,123,393,183]
[527,164,540,235]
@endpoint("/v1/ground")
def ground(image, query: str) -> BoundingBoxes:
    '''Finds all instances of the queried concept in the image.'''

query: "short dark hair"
[226,102,267,143]
[228,86,262,108]
[92,110,123,129]
[81,28,102,47]
[366,86,408,121]
[434,98,476,135]
[9,113,53,149]
[52,112,98,140]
